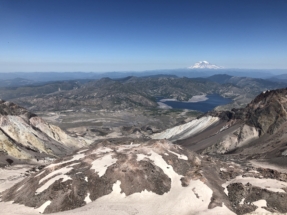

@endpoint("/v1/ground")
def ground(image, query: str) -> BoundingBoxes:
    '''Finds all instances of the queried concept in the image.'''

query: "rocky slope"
[3,139,287,214]
[153,88,287,160]
[0,100,88,164]
[0,139,234,214]
[151,116,220,141]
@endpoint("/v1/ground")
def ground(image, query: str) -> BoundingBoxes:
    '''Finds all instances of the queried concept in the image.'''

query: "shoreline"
[159,94,209,104]
[157,102,172,109]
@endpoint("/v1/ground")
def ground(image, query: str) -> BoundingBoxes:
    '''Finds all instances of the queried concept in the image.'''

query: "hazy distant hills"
[0,78,37,87]
[0,80,84,100]
[207,74,284,91]
[268,74,287,83]
[1,74,285,112]
[0,68,286,84]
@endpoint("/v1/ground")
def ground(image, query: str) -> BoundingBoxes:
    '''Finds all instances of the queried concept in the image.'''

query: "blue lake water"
[157,94,232,112]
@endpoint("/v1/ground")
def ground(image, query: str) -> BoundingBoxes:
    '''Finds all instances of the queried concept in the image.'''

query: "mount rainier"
[188,61,223,69]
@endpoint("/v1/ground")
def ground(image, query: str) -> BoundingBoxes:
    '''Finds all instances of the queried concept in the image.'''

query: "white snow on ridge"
[36,165,75,194]
[91,154,117,177]
[45,154,85,169]
[77,149,89,154]
[89,150,235,215]
[167,150,188,160]
[251,200,272,214]
[84,193,92,204]
[151,116,220,141]
[37,200,51,214]
[16,185,24,192]
[136,151,180,181]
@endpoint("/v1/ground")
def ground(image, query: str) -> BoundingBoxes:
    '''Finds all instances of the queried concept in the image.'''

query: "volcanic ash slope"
[151,116,220,141]
[0,139,235,215]
[0,100,88,162]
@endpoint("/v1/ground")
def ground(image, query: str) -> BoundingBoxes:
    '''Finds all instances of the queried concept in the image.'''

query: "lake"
[157,94,232,112]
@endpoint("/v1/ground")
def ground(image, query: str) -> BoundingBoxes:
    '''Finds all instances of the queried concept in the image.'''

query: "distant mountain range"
[0,68,287,84]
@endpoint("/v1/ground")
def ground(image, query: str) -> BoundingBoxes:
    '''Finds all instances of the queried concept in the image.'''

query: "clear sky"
[1,0,287,72]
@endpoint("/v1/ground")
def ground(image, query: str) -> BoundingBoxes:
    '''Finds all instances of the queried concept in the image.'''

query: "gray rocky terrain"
[1,79,287,215]
[0,100,89,166]
[3,139,287,214]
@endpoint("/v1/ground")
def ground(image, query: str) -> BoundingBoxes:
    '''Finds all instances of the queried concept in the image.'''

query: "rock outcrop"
[0,100,87,162]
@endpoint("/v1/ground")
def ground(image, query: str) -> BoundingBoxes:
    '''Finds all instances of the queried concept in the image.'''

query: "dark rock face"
[245,88,287,134]
[206,88,287,136]
[0,100,36,117]
[1,139,202,214]
[227,182,287,215]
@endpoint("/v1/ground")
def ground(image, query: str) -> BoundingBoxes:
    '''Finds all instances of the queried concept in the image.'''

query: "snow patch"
[36,164,75,194]
[167,150,188,160]
[46,154,85,169]
[77,149,89,154]
[252,199,272,214]
[220,168,227,172]
[84,193,92,204]
[16,185,24,192]
[93,150,235,215]
[91,147,113,155]
[91,154,117,177]
[37,200,51,213]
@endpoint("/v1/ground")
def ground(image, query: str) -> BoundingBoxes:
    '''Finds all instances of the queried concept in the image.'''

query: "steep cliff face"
[202,124,259,154]
[245,89,287,134]
[0,100,88,161]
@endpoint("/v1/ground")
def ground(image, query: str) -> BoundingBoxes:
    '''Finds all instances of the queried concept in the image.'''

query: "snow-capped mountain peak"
[188,61,223,69]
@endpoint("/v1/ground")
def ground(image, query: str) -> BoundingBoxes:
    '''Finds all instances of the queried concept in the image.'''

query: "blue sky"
[1,0,287,72]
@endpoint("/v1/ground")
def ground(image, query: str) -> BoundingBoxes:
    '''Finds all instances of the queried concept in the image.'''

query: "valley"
[1,74,287,215]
